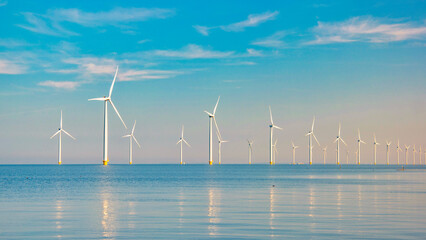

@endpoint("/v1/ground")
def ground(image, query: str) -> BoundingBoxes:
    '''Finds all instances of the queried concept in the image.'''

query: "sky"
[0,0,425,164]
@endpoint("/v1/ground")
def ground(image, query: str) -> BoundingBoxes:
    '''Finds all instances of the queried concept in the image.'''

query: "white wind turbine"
[412,145,416,165]
[305,117,320,165]
[396,140,402,165]
[122,121,141,165]
[50,110,76,165]
[216,126,228,165]
[247,139,254,164]
[89,66,127,165]
[268,106,282,165]
[322,146,327,165]
[204,96,220,165]
[357,129,366,165]
[334,123,347,165]
[385,141,391,165]
[373,134,380,165]
[404,145,410,165]
[419,146,422,165]
[176,125,190,165]
[291,141,299,165]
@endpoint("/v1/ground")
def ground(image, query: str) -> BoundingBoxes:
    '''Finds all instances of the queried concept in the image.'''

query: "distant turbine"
[305,116,320,165]
[385,141,391,165]
[346,150,349,164]
[89,66,127,165]
[268,106,282,165]
[216,126,228,165]
[291,141,299,165]
[419,146,422,165]
[204,96,220,165]
[272,139,278,164]
[355,150,359,164]
[247,139,254,164]
[357,129,366,165]
[412,145,416,165]
[396,140,403,165]
[373,134,380,165]
[334,123,347,165]
[122,121,141,165]
[50,110,75,165]
[322,146,327,165]
[404,145,410,165]
[176,125,190,165]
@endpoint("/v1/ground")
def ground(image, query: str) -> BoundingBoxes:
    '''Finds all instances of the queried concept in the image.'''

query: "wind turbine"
[176,125,190,165]
[346,150,349,164]
[419,146,422,165]
[268,106,282,165]
[291,141,299,165]
[50,110,76,165]
[373,134,380,165]
[412,145,416,165]
[334,123,347,165]
[385,141,391,165]
[216,126,228,165]
[247,139,254,164]
[89,66,127,165]
[305,116,320,165]
[272,139,278,164]
[396,140,402,165]
[122,121,141,165]
[357,129,366,165]
[322,146,327,165]
[204,96,220,165]
[404,145,410,165]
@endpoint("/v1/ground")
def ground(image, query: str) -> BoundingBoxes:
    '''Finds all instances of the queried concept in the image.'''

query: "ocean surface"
[0,164,426,239]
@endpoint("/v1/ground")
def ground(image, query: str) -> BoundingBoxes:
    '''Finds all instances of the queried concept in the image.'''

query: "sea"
[0,164,425,239]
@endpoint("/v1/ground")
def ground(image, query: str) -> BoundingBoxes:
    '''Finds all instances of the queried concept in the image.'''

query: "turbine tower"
[204,96,220,165]
[305,117,320,165]
[373,134,380,165]
[268,106,282,165]
[396,140,402,165]
[385,141,391,165]
[357,129,366,165]
[334,123,347,165]
[272,139,278,164]
[291,141,299,165]
[122,121,141,165]
[89,66,127,165]
[216,126,228,165]
[322,146,327,165]
[404,145,410,165]
[412,145,416,165]
[50,110,76,165]
[176,125,190,165]
[247,139,254,164]
[419,146,422,165]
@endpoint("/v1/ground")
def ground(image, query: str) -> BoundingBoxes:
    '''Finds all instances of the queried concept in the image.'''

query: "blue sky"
[0,0,425,164]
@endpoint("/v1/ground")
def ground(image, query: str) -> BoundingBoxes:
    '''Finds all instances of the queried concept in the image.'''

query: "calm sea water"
[1,164,426,239]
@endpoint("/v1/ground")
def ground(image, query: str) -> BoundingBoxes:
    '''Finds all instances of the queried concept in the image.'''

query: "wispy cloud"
[38,80,80,90]
[251,31,287,48]
[119,69,180,81]
[150,44,234,59]
[194,11,279,36]
[0,59,26,74]
[0,39,31,48]
[306,16,426,45]
[0,0,7,7]
[63,57,116,74]
[18,7,175,36]
[137,39,151,44]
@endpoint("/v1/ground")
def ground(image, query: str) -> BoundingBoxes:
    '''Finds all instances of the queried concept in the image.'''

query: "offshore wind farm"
[1,0,426,239]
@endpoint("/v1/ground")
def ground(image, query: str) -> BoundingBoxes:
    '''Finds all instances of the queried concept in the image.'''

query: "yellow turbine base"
[129,162,132,165]
[58,161,62,165]
[103,160,109,166]
[310,162,312,165]
[209,160,213,165]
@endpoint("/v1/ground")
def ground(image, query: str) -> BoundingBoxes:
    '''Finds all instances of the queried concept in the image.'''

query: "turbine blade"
[122,134,131,138]
[269,106,273,125]
[338,123,341,136]
[108,66,119,98]
[214,117,222,140]
[313,133,320,146]
[109,100,127,129]
[273,125,283,130]
[50,130,61,139]
[183,139,191,147]
[213,96,220,115]
[177,139,182,145]
[334,138,338,143]
[62,129,76,140]
[340,138,347,146]
[361,140,366,144]
[204,110,213,117]
[305,132,311,136]
[88,97,106,101]
[133,135,141,148]
[181,125,184,138]
[132,120,136,135]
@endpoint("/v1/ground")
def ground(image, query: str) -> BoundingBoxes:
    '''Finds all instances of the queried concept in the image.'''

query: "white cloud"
[63,57,116,74]
[306,16,426,45]
[251,31,287,48]
[0,59,26,74]
[18,7,175,36]
[246,48,263,56]
[38,80,80,90]
[194,11,279,35]
[137,39,151,44]
[0,39,30,48]
[119,69,180,81]
[0,0,7,7]
[151,44,234,59]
